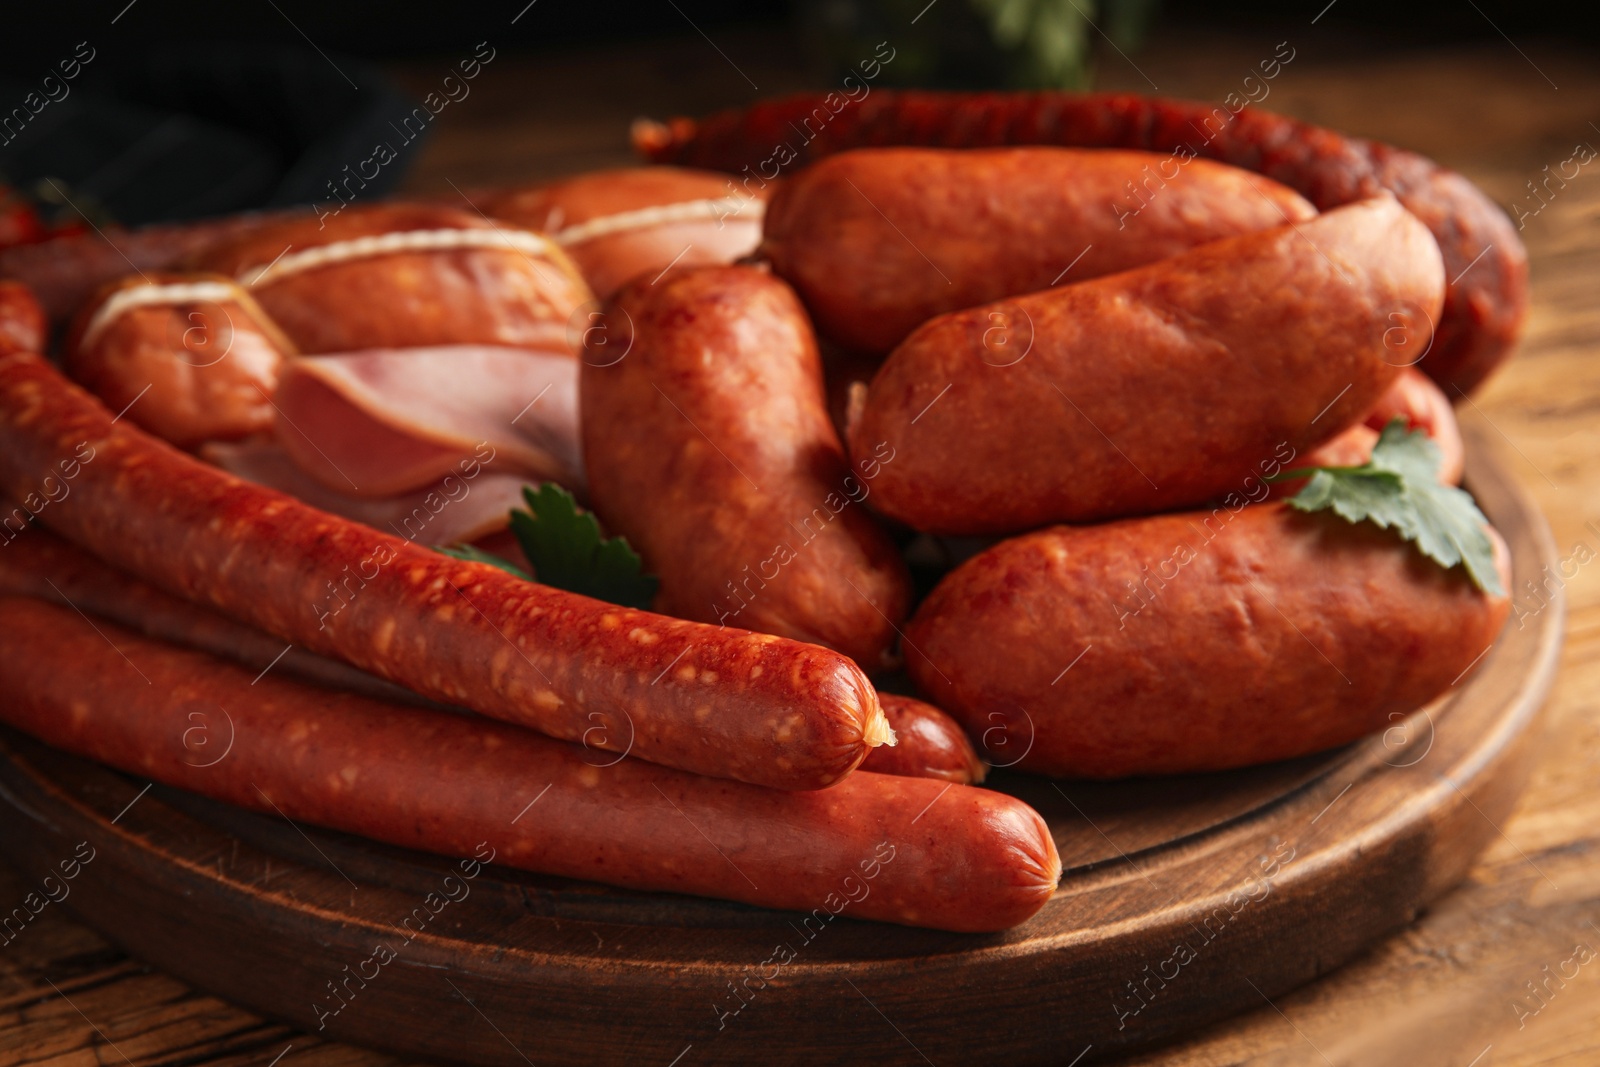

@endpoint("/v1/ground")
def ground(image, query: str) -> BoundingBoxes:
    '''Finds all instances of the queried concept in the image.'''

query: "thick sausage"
[0,210,304,326]
[0,597,1059,932]
[0,350,890,790]
[187,204,591,354]
[0,280,45,355]
[64,272,293,448]
[0,515,423,706]
[481,167,769,299]
[862,694,986,784]
[904,503,1511,778]
[635,90,1527,395]
[763,146,1316,354]
[847,197,1444,534]
[583,266,910,668]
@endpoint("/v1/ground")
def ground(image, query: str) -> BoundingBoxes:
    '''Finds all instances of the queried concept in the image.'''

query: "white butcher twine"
[548,196,765,247]
[78,281,244,350]
[235,228,564,288]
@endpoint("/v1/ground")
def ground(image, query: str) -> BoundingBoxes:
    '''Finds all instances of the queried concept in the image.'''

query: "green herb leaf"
[512,484,659,609]
[1277,419,1504,596]
[434,484,659,609]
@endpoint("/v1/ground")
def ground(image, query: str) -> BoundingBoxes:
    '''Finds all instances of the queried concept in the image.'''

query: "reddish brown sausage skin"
[0,517,424,706]
[848,197,1444,534]
[905,503,1511,778]
[763,147,1317,354]
[65,273,293,448]
[188,204,591,355]
[1299,368,1464,486]
[0,281,45,355]
[0,598,1060,932]
[481,167,769,300]
[636,90,1527,395]
[862,694,987,784]
[0,351,890,790]
[583,266,910,669]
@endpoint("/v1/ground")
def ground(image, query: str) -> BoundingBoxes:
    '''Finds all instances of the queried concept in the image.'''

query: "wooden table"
[4,23,1599,1067]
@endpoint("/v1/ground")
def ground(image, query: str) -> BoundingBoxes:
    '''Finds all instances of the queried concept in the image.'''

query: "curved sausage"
[481,167,769,299]
[635,90,1526,395]
[0,210,304,326]
[582,265,910,669]
[63,272,292,448]
[861,694,987,784]
[904,503,1511,778]
[763,146,1316,354]
[847,197,1444,534]
[0,280,45,355]
[0,597,1059,932]
[187,203,591,354]
[1299,368,1464,486]
[0,350,890,790]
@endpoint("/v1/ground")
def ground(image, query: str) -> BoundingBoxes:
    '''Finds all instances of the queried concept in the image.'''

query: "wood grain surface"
[3,22,1599,1067]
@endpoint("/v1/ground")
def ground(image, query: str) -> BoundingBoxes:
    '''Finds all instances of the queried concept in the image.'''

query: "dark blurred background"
[0,0,1592,237]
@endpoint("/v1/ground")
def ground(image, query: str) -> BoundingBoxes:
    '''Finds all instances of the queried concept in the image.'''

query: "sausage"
[634,90,1527,395]
[187,204,592,354]
[0,280,45,355]
[480,167,769,299]
[0,513,425,706]
[0,350,890,790]
[846,197,1444,534]
[861,694,986,784]
[63,272,293,448]
[762,146,1317,354]
[582,265,910,668]
[0,597,1059,932]
[904,502,1511,778]
[1299,368,1464,486]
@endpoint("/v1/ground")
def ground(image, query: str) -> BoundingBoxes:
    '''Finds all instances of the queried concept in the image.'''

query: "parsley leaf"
[438,483,657,610]
[1268,420,1504,596]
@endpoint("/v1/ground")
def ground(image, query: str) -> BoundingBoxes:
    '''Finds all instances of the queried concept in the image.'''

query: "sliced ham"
[202,437,531,548]
[272,343,581,498]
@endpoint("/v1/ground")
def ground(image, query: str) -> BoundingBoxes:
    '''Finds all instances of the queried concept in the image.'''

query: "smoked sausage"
[0,515,425,706]
[762,146,1316,353]
[481,167,769,299]
[188,203,591,354]
[847,197,1444,534]
[64,272,293,448]
[0,597,1060,932]
[0,350,890,790]
[1299,368,1464,486]
[861,694,987,784]
[904,503,1511,778]
[635,89,1526,395]
[582,265,910,669]
[0,280,45,355]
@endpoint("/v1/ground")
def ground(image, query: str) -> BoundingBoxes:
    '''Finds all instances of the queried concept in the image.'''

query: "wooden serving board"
[0,426,1563,1067]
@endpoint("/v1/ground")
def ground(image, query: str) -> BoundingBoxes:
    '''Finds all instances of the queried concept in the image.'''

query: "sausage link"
[0,281,45,355]
[904,503,1511,778]
[763,146,1315,354]
[848,197,1443,534]
[583,266,910,669]
[0,351,889,790]
[481,167,769,300]
[187,204,591,355]
[64,272,293,449]
[635,90,1526,395]
[0,597,1060,932]
[862,694,987,784]
[0,515,423,706]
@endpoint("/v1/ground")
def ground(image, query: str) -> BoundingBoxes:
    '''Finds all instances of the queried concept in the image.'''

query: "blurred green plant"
[796,0,1161,90]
